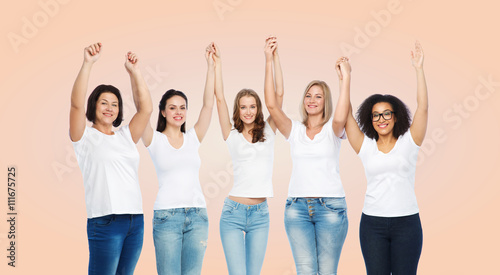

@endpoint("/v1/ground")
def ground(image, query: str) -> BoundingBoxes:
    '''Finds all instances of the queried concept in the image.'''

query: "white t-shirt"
[147,128,206,210]
[226,122,274,198]
[286,118,346,197]
[73,125,143,219]
[358,130,420,217]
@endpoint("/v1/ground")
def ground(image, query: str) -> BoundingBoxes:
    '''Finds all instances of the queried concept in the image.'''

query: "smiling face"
[372,102,396,137]
[161,95,187,128]
[95,92,119,126]
[303,85,325,117]
[239,95,258,125]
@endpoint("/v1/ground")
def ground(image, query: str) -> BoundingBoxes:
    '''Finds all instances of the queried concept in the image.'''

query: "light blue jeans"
[219,198,270,275]
[284,197,348,275]
[153,208,209,275]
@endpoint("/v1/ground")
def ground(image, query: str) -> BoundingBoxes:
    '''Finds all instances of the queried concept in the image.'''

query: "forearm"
[203,66,215,108]
[71,62,93,109]
[264,59,278,110]
[129,69,152,115]
[333,75,351,125]
[273,54,284,107]
[415,68,428,111]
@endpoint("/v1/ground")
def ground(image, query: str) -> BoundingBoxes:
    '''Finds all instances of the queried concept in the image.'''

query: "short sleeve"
[71,126,89,145]
[286,120,301,142]
[187,128,200,146]
[357,135,371,157]
[405,130,420,148]
[147,131,160,150]
[118,125,135,145]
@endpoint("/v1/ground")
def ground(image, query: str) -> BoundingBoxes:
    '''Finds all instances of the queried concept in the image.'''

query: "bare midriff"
[228,196,266,205]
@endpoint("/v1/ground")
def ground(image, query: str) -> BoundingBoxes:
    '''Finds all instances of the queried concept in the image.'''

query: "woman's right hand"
[84,42,102,64]
[264,35,277,61]
[335,56,351,80]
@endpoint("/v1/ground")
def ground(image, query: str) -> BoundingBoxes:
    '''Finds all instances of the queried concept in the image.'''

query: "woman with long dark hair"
[345,41,428,275]
[141,43,216,275]
[70,42,152,275]
[214,38,283,275]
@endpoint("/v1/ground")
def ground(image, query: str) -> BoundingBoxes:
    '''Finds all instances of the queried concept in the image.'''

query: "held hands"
[84,42,102,64]
[411,41,424,69]
[336,56,351,80]
[264,35,278,61]
[205,42,216,67]
[124,52,139,74]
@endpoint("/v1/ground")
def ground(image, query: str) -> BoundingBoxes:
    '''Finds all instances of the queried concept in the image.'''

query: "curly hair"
[356,94,412,140]
[232,89,266,143]
[86,84,123,127]
[156,89,188,133]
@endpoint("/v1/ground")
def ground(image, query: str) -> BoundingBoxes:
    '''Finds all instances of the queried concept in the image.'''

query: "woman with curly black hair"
[345,41,428,275]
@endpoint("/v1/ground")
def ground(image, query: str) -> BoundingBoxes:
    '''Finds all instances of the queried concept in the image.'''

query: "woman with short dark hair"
[345,41,428,275]
[69,42,152,275]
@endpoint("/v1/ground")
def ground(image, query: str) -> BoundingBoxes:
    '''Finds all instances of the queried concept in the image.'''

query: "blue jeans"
[360,213,422,275]
[219,198,270,275]
[87,214,144,275]
[284,197,348,275]
[153,208,209,275]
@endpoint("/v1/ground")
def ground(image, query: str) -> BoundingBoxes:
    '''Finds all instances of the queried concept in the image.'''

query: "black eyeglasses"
[372,110,394,122]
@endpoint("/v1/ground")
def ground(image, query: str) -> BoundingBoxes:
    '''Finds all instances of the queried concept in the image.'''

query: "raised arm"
[264,36,292,138]
[125,52,153,144]
[345,104,364,154]
[193,43,216,142]
[213,43,232,140]
[69,42,102,142]
[266,36,285,133]
[409,41,428,146]
[332,57,351,137]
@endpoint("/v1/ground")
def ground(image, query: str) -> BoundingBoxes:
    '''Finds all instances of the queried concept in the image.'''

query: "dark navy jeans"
[360,213,422,275]
[87,214,144,275]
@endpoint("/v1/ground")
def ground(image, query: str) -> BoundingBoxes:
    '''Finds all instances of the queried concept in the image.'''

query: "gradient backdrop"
[1,0,499,274]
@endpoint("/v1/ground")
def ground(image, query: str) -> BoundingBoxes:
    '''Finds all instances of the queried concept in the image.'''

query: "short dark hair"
[356,94,411,140]
[86,84,123,127]
[156,89,188,133]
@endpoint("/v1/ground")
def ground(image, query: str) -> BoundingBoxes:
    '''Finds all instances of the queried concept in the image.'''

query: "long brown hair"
[232,89,266,143]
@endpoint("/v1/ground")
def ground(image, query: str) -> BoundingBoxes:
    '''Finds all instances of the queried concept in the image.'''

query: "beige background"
[1,0,499,274]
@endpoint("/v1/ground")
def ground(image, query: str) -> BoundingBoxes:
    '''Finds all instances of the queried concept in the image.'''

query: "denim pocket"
[221,204,235,215]
[285,197,294,209]
[259,204,269,216]
[197,208,209,221]
[322,198,347,213]
[92,215,114,226]
[153,210,173,225]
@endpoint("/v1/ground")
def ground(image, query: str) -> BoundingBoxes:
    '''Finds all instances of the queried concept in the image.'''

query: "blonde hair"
[299,80,333,126]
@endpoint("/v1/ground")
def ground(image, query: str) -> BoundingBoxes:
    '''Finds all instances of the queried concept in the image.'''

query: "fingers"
[126,51,138,64]
[86,43,100,56]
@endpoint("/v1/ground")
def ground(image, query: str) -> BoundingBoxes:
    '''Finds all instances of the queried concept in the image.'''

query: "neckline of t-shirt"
[159,131,186,150]
[238,122,270,146]
[303,122,327,142]
[375,136,401,155]
[89,126,116,136]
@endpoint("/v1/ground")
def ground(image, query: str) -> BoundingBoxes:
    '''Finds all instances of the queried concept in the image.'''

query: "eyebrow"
[372,109,392,113]
[100,99,118,104]
[168,104,186,107]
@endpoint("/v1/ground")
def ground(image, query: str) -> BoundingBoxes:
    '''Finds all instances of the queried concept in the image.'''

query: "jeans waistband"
[154,207,206,214]
[224,197,268,210]
[288,197,346,203]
